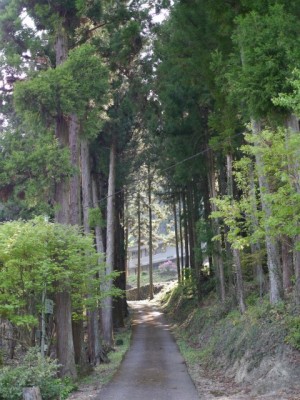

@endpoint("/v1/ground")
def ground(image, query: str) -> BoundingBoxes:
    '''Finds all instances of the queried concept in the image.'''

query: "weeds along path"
[97,300,199,400]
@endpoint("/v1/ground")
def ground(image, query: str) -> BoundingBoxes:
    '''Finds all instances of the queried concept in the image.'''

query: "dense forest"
[1,0,300,398]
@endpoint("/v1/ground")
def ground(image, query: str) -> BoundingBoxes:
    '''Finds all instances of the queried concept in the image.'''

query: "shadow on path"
[97,301,199,400]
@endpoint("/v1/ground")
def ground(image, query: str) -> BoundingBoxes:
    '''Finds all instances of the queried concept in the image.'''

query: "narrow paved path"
[98,301,199,400]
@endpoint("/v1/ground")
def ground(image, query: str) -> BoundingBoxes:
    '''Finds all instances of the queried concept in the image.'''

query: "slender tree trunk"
[69,115,85,367]
[137,193,141,299]
[286,114,300,303]
[148,166,154,300]
[113,193,126,328]
[91,175,105,365]
[92,175,105,255]
[182,191,190,270]
[69,114,81,226]
[227,153,246,313]
[124,191,129,280]
[54,29,76,379]
[208,149,226,303]
[187,184,196,270]
[81,137,99,365]
[281,236,293,292]
[173,196,181,283]
[102,138,116,346]
[178,195,185,271]
[248,163,265,298]
[251,119,283,304]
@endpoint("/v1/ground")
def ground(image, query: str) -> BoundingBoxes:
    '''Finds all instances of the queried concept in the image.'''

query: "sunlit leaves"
[0,217,108,326]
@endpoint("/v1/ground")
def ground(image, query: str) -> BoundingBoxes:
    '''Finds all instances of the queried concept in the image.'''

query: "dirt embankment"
[162,286,300,399]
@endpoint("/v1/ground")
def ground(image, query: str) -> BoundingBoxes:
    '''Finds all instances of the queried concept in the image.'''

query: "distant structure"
[127,242,185,275]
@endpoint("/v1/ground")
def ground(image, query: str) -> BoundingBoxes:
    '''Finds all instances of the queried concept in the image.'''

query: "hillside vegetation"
[162,282,300,397]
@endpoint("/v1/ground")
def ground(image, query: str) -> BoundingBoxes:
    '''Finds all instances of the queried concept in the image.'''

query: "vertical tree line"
[2,0,300,380]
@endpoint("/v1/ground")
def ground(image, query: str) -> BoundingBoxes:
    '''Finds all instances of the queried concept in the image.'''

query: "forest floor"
[68,281,300,400]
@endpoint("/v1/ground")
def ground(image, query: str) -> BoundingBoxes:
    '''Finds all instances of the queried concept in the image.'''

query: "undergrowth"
[162,282,300,373]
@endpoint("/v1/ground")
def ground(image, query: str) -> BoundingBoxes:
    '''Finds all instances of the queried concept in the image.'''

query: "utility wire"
[99,131,245,204]
[101,132,245,203]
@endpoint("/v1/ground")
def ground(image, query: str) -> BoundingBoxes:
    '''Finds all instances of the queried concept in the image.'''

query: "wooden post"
[23,387,42,400]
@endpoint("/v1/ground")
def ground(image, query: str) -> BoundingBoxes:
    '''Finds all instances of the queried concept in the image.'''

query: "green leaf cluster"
[14,44,109,138]
[0,217,104,326]
[0,347,76,400]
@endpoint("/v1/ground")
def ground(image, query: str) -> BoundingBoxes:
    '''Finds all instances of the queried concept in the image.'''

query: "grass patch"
[127,270,177,287]
[67,322,132,398]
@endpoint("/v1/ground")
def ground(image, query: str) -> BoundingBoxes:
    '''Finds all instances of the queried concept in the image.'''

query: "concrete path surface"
[97,301,199,400]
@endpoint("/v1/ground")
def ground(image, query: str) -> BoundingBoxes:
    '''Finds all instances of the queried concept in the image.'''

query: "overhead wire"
[99,131,245,204]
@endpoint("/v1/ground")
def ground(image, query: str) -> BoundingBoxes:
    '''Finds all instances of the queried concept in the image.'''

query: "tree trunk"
[55,290,77,378]
[178,194,185,272]
[281,236,293,292]
[233,248,246,313]
[69,114,81,226]
[187,184,196,270]
[69,115,84,367]
[148,166,154,300]
[113,192,126,328]
[286,115,300,304]
[137,193,141,299]
[207,149,226,303]
[251,119,283,304]
[124,191,129,280]
[173,197,181,283]
[227,153,246,313]
[81,137,99,365]
[54,29,76,379]
[248,163,265,298]
[91,175,105,365]
[182,191,190,271]
[102,139,116,347]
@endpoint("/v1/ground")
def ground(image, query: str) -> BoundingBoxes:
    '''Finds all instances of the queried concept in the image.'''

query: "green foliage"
[0,217,106,326]
[231,3,300,118]
[88,207,105,229]
[0,347,76,400]
[285,316,300,350]
[0,127,71,219]
[14,44,109,138]
[273,68,300,115]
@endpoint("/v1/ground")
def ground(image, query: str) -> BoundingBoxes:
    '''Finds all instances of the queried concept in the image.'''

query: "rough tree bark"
[102,138,116,346]
[286,114,300,303]
[251,119,283,304]
[248,163,265,298]
[182,191,190,270]
[178,195,185,271]
[173,196,181,283]
[148,166,154,300]
[137,192,141,299]
[54,27,77,379]
[207,149,226,303]
[80,137,101,365]
[91,175,106,364]
[226,153,246,314]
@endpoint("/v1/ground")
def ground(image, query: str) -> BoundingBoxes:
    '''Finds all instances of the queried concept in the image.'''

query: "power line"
[99,131,245,204]
[99,148,207,204]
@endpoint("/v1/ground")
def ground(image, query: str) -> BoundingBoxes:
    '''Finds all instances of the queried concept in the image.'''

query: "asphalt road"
[97,301,199,400]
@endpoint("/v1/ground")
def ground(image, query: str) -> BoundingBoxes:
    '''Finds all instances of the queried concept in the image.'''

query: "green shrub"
[0,348,76,400]
[285,316,300,350]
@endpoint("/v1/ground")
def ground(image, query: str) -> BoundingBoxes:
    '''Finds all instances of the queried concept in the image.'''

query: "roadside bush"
[0,348,76,400]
